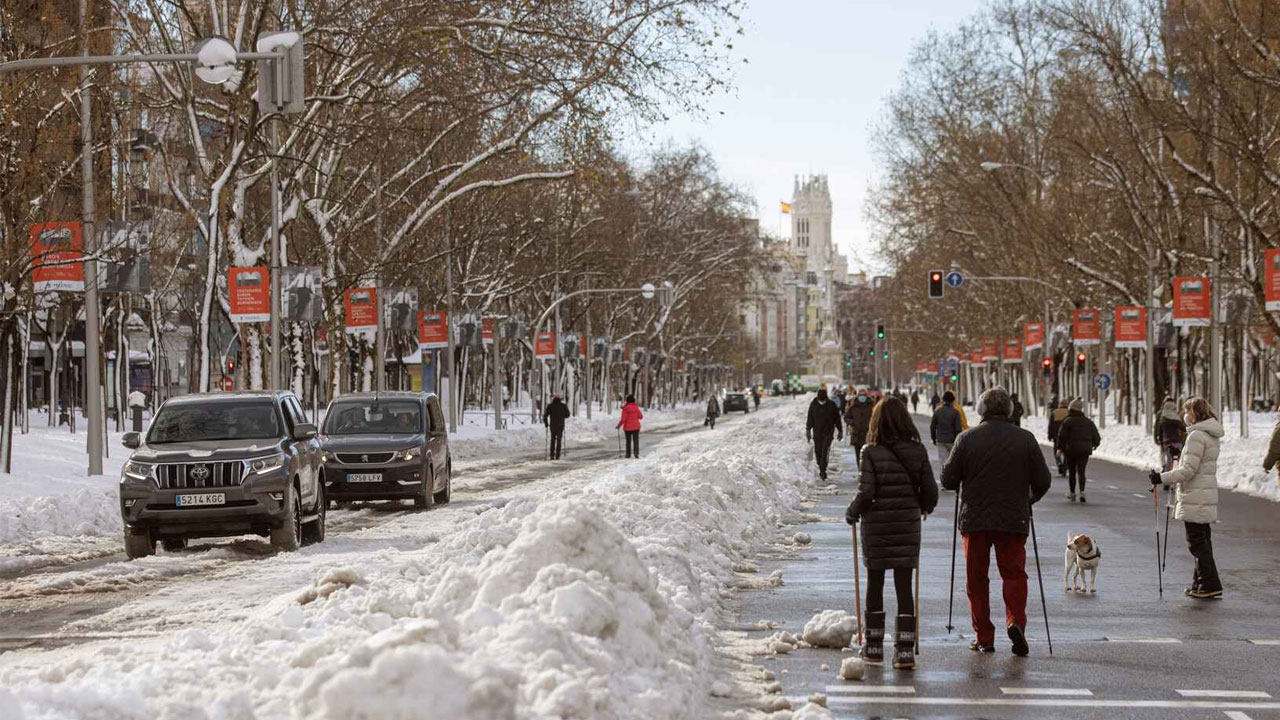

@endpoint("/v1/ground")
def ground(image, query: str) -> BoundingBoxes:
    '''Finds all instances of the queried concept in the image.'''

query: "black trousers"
[866,566,915,616]
[1185,521,1222,592]
[851,441,864,468]
[814,435,835,474]
[1065,453,1089,493]
[625,430,640,458]
[549,430,564,459]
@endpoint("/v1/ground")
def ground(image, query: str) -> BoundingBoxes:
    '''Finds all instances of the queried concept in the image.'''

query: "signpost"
[946,271,964,288]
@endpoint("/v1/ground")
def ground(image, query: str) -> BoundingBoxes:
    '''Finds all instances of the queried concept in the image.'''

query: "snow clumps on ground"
[800,609,858,649]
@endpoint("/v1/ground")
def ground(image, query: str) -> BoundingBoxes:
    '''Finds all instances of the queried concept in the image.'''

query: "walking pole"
[945,485,960,634]
[1028,504,1053,655]
[1153,482,1163,598]
[1162,498,1171,572]
[851,523,863,647]
[914,550,922,655]
[616,427,622,458]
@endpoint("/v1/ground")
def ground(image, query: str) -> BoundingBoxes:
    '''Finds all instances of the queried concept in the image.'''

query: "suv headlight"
[121,460,155,483]
[396,447,421,462]
[248,454,287,475]
[320,450,332,463]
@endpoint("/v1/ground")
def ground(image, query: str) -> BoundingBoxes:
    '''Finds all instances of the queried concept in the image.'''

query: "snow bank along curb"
[0,402,821,719]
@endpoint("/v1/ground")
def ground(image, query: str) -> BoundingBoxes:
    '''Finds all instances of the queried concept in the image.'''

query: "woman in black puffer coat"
[845,397,940,670]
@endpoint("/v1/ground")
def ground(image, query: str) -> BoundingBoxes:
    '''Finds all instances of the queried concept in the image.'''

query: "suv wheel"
[432,460,451,505]
[302,484,326,545]
[415,466,435,510]
[271,487,302,551]
[160,537,187,553]
[124,531,155,560]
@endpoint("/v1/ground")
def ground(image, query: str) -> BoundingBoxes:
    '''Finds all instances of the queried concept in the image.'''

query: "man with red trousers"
[941,387,1051,656]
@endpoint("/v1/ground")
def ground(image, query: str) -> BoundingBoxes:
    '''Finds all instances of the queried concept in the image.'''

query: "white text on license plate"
[347,473,382,483]
[176,493,225,507]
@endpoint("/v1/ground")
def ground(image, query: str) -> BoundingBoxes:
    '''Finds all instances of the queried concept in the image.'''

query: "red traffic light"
[227,359,236,372]
[1041,358,1052,369]
[1076,351,1087,363]
[931,272,942,281]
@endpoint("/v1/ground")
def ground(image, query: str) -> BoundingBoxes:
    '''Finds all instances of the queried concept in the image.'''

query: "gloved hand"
[845,508,858,525]
[1148,469,1162,487]
[806,431,812,443]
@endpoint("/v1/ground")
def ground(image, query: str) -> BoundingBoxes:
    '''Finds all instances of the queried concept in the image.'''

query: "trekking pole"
[851,523,863,647]
[616,428,622,458]
[945,485,960,633]
[1028,503,1053,655]
[1154,483,1163,598]
[1162,496,1171,572]
[915,550,922,655]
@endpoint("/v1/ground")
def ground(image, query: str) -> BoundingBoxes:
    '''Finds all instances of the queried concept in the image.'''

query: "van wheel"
[160,537,187,552]
[271,488,302,551]
[415,467,435,510]
[302,484,326,545]
[124,531,155,560]
[433,461,451,505]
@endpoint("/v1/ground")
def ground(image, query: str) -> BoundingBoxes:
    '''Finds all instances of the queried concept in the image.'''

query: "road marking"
[1107,485,1118,489]
[825,685,915,694]
[823,697,1280,710]
[1105,637,1182,643]
[1178,691,1272,699]
[1247,639,1280,645]
[1132,493,1147,499]
[1001,688,1093,696]
[1224,712,1255,720]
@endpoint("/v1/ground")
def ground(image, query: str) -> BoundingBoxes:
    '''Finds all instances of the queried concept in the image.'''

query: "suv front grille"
[155,461,246,489]
[336,452,394,464]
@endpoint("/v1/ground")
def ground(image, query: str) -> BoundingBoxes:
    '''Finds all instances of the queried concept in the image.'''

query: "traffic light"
[877,324,885,339]
[226,359,235,374]
[928,270,944,299]
[845,359,852,368]
[867,348,875,357]
[1041,357,1053,374]
[1076,351,1087,364]
[950,373,959,382]
[882,351,889,360]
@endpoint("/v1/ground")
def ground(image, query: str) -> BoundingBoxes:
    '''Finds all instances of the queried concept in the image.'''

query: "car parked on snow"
[118,391,326,559]
[319,392,452,509]
[723,392,750,413]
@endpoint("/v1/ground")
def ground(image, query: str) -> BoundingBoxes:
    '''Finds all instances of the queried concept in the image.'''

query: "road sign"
[946,271,964,288]
[1094,373,1111,391]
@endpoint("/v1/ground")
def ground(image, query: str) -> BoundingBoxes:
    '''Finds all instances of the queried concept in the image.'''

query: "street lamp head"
[193,36,238,85]
[640,282,656,299]
[979,161,1004,172]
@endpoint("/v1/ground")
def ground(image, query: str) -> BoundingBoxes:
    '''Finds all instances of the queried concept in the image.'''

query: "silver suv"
[118,391,325,559]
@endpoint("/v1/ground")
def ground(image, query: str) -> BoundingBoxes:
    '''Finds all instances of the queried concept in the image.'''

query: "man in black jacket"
[930,390,963,463]
[806,388,844,480]
[543,394,571,459]
[941,387,1052,657]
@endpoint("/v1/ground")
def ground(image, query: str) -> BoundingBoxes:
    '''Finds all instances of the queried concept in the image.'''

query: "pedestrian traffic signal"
[877,324,885,339]
[928,270,944,299]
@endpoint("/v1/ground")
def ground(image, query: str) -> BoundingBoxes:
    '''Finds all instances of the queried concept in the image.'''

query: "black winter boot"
[892,615,917,669]
[860,611,886,664]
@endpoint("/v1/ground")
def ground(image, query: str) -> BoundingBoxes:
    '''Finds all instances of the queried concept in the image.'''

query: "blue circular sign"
[1094,373,1112,391]
[946,271,964,288]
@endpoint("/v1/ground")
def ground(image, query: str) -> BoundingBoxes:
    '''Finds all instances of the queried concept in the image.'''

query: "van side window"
[425,400,436,432]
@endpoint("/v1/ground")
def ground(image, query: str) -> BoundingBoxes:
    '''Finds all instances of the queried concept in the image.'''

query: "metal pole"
[492,331,502,430]
[444,209,457,432]
[269,119,282,390]
[1241,303,1250,438]
[80,0,104,475]
[1146,254,1156,434]
[374,161,386,393]
[1209,218,1221,410]
[585,301,593,420]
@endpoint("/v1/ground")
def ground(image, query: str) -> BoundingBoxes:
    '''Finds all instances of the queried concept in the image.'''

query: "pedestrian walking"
[929,392,942,412]
[1047,399,1070,476]
[1010,393,1024,427]
[909,390,920,414]
[941,387,1052,656]
[833,390,845,412]
[1154,398,1187,471]
[844,397,939,669]
[1057,398,1100,502]
[127,388,148,432]
[752,387,761,411]
[845,390,874,466]
[617,395,644,459]
[805,388,843,480]
[929,390,963,464]
[705,395,721,429]
[1149,397,1225,600]
[542,394,571,460]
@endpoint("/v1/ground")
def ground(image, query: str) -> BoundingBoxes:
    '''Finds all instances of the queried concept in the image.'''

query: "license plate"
[176,493,225,507]
[346,473,382,483]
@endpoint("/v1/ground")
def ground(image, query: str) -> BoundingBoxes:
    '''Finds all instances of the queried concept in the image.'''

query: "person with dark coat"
[844,390,874,466]
[617,395,644,459]
[929,393,942,411]
[845,397,939,670]
[806,388,844,480]
[909,390,920,414]
[1155,398,1188,471]
[1047,399,1070,475]
[1010,393,1024,427]
[929,390,963,464]
[705,395,721,429]
[1058,398,1101,501]
[542,394,571,459]
[941,387,1052,657]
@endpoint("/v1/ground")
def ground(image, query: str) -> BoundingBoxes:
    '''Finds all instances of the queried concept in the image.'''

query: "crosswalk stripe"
[823,697,1280,710]
[1105,637,1182,643]
[825,685,915,694]
[1132,493,1147,499]
[1178,691,1272,699]
[1001,688,1093,696]
[1224,711,1255,720]
[1246,639,1280,645]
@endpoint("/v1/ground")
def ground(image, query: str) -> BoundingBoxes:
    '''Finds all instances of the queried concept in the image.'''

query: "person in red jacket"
[617,394,644,459]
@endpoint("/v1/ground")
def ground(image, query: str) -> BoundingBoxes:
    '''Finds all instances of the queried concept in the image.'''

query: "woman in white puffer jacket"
[1152,397,1224,599]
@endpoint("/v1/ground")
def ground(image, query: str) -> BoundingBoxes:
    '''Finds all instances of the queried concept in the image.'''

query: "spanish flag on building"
[780,201,791,214]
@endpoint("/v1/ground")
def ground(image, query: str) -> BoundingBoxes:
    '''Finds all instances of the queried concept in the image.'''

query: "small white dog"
[1064,533,1102,593]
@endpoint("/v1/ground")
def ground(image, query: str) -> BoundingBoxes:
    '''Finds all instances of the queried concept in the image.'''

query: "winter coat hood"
[1159,416,1221,523]
[1190,417,1224,439]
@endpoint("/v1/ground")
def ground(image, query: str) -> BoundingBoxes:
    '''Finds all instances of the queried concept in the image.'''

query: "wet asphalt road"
[736,414,1280,720]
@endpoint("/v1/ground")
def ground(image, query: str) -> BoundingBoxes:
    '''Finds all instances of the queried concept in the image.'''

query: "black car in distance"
[723,392,750,413]
[320,392,452,509]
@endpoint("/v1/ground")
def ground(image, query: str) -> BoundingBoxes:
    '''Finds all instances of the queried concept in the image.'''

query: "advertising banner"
[1173,276,1211,327]
[229,266,271,323]
[456,311,483,348]
[535,331,556,360]
[343,287,378,333]
[1073,307,1102,346]
[384,288,418,332]
[1024,323,1045,352]
[281,266,321,323]
[1002,338,1023,363]
[101,253,151,293]
[30,222,85,293]
[969,347,983,364]
[982,338,999,362]
[1114,306,1147,349]
[482,317,495,346]
[418,311,449,349]
[1267,249,1280,312]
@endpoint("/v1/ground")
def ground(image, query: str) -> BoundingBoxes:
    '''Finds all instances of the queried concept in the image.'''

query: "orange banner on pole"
[982,338,999,362]
[535,331,556,360]
[1024,323,1045,352]
[1002,338,1022,363]
[1073,308,1101,346]
[1266,249,1280,312]
[229,266,271,323]
[1172,277,1210,327]
[1114,306,1147,349]
[343,287,377,333]
[482,317,495,346]
[418,311,449,349]
[30,222,86,292]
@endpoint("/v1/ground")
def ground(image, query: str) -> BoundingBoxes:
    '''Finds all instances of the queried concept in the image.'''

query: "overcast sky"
[639,0,986,273]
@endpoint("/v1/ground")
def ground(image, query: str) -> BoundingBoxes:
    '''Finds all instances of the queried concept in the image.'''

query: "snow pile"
[1,401,819,718]
[1022,412,1280,503]
[793,701,837,719]
[450,405,702,461]
[801,609,858,649]
[838,656,866,680]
